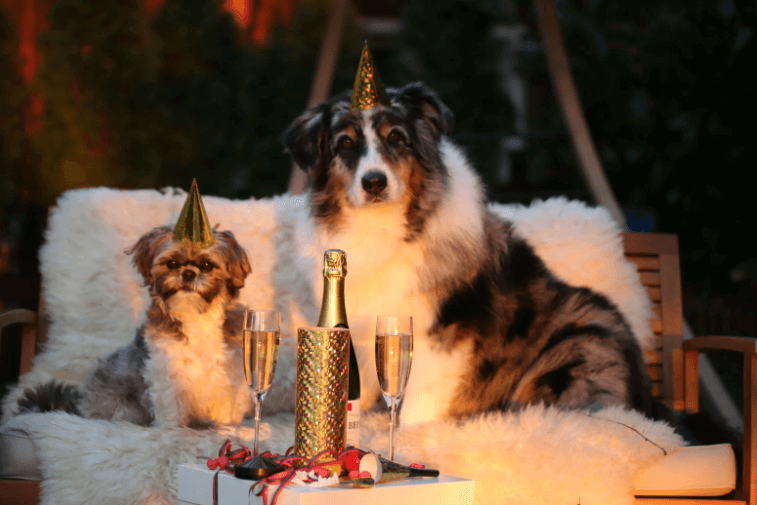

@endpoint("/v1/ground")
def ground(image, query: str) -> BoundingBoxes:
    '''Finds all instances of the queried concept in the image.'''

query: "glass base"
[234,454,285,480]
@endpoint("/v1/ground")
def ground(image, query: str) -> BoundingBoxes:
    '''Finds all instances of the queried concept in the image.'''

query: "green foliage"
[3,0,755,300]
[384,0,516,184]
[20,0,365,202]
[4,0,514,206]
[0,7,28,223]
[543,0,756,292]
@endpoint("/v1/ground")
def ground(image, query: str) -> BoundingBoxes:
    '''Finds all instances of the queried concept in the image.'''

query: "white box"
[177,463,475,505]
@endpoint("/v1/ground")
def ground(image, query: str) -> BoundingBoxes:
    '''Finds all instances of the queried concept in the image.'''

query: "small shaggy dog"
[19,226,253,428]
[282,80,652,424]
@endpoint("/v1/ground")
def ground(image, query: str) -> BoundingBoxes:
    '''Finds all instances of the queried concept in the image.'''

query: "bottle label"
[346,399,361,448]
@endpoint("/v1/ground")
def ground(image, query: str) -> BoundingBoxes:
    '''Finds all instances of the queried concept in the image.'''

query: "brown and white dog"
[282,82,652,425]
[19,226,253,428]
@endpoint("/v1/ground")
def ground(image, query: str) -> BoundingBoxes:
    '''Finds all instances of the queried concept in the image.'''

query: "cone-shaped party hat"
[350,41,390,112]
[173,179,214,249]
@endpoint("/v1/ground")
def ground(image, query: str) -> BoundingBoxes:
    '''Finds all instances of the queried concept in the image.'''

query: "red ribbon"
[207,442,428,505]
[250,447,371,505]
[207,439,252,473]
[206,439,253,505]
[251,449,329,505]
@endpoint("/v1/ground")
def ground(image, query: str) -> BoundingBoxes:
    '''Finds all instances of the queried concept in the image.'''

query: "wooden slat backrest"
[623,232,685,411]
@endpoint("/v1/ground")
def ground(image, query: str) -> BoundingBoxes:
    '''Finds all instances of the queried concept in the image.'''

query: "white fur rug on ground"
[0,187,670,504]
[16,405,683,505]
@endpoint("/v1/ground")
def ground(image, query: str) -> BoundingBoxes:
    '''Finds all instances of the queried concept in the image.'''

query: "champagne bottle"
[317,249,361,448]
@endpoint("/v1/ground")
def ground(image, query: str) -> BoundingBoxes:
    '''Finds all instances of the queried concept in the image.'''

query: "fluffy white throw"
[15,405,682,505]
[1,187,681,505]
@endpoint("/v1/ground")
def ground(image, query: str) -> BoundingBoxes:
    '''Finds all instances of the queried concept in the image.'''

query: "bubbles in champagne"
[244,330,281,394]
[375,333,413,399]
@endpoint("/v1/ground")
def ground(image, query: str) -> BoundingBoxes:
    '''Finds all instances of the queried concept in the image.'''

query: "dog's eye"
[166,260,178,269]
[338,136,354,149]
[200,261,215,272]
[387,130,404,146]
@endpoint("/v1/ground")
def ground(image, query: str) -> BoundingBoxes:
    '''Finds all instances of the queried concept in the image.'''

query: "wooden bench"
[624,232,755,505]
[1,232,755,504]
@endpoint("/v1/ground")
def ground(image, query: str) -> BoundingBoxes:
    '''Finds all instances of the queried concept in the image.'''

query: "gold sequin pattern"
[173,179,214,249]
[350,41,390,112]
[295,327,350,461]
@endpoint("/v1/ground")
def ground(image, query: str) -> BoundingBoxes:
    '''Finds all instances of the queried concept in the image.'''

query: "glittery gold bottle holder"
[295,326,351,461]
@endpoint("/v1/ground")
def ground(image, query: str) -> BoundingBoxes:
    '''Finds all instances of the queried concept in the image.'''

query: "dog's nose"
[182,270,196,282]
[361,171,388,196]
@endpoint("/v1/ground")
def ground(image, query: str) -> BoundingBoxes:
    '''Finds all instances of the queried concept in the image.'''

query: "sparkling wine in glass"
[243,310,281,456]
[375,315,413,461]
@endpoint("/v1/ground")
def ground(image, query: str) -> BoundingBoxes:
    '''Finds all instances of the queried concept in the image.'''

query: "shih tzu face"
[127,226,251,315]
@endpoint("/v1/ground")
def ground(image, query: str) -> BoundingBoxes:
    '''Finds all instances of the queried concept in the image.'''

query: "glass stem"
[253,393,262,456]
[389,396,397,461]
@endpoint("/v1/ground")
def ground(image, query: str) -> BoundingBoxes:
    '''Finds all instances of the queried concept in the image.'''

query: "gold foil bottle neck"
[318,249,348,328]
[173,179,215,249]
[350,41,391,112]
[323,249,347,277]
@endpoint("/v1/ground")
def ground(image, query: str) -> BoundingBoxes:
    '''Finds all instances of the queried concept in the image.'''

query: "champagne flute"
[375,315,413,461]
[243,310,281,457]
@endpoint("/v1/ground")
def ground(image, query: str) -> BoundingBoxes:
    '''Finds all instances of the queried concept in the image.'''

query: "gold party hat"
[173,179,214,249]
[350,41,390,112]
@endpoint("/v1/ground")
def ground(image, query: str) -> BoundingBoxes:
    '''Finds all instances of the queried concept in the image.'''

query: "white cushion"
[634,443,736,496]
[0,417,42,481]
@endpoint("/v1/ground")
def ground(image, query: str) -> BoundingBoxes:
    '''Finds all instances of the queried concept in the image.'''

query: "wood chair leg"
[742,353,756,505]
[0,480,41,505]
[19,323,36,377]
[684,349,700,413]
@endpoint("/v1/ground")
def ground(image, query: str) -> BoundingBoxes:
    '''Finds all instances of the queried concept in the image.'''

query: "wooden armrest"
[683,335,757,355]
[683,335,756,414]
[0,308,39,376]
[0,309,38,329]
[684,335,757,504]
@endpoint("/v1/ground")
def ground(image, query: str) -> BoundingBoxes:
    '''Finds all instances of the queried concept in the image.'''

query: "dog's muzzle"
[361,171,388,197]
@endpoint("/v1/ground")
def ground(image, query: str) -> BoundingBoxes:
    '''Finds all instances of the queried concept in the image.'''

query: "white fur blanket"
[2,187,675,505]
[15,406,683,505]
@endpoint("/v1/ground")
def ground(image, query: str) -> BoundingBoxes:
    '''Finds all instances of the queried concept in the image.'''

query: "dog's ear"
[126,227,172,285]
[394,82,454,139]
[282,102,332,173]
[217,230,251,290]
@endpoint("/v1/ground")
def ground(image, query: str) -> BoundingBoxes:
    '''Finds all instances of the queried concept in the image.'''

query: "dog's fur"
[283,82,652,424]
[19,226,253,428]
